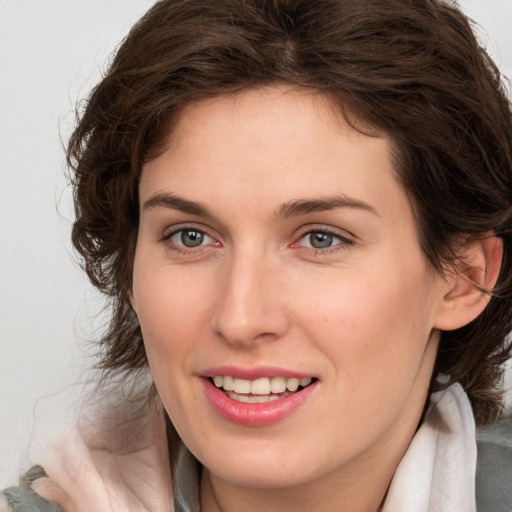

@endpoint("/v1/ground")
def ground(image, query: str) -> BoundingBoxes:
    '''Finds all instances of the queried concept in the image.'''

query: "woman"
[2,0,512,510]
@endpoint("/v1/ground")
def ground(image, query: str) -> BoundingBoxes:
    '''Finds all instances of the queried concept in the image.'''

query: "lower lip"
[201,378,317,426]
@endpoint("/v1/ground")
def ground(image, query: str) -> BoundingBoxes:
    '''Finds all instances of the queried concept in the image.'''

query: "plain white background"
[0,0,511,489]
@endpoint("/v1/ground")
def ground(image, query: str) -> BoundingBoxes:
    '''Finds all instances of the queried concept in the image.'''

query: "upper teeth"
[213,376,312,395]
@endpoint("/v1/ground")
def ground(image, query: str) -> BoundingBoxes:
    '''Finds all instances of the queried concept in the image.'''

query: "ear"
[434,232,503,331]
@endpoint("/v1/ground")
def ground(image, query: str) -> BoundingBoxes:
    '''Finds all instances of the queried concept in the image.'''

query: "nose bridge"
[211,247,287,345]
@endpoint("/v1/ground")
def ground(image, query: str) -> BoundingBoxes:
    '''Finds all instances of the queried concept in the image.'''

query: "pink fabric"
[33,397,175,512]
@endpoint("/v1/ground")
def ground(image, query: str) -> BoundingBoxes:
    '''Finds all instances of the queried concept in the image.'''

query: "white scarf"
[383,383,476,512]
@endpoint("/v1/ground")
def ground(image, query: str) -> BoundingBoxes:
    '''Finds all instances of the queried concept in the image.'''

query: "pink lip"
[201,365,312,380]
[201,377,318,427]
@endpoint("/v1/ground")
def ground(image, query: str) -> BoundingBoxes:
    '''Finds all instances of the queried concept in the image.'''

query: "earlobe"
[434,232,503,331]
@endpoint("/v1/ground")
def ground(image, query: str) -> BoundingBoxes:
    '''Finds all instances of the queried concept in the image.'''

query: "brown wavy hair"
[68,0,512,426]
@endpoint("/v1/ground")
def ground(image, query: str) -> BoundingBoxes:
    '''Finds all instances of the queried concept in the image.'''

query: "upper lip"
[200,365,315,380]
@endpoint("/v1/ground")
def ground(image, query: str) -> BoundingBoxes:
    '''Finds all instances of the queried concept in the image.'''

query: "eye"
[303,231,337,249]
[296,229,351,251]
[166,228,215,248]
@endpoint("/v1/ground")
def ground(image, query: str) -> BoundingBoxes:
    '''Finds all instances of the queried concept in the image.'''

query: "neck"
[200,446,396,512]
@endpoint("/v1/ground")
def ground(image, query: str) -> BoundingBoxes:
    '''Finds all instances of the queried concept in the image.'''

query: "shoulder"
[1,466,64,512]
[476,416,512,512]
[1,396,175,512]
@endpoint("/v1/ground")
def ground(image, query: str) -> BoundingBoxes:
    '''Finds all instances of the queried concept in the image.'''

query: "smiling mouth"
[210,376,316,403]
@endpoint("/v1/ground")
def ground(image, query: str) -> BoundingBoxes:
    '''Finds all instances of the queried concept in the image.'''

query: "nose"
[210,252,290,346]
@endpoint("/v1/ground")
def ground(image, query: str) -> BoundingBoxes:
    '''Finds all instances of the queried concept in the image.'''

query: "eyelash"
[162,226,218,254]
[161,226,354,256]
[292,227,354,255]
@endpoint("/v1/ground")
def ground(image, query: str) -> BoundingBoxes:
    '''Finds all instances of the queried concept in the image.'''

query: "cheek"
[132,257,218,375]
[131,264,210,419]
[297,259,436,383]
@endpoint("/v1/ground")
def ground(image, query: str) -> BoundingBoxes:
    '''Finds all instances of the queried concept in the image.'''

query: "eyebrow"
[274,195,379,220]
[142,193,213,217]
[142,192,379,220]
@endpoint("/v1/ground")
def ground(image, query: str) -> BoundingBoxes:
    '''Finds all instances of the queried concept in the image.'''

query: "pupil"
[181,230,203,247]
[310,232,332,249]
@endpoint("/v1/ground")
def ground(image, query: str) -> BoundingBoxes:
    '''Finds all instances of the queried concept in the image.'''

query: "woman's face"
[132,86,448,491]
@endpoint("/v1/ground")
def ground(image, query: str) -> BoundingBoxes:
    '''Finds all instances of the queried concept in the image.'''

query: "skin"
[131,86,491,512]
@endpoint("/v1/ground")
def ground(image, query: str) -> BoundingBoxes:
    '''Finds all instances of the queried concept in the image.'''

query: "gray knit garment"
[476,417,512,512]
[2,466,64,512]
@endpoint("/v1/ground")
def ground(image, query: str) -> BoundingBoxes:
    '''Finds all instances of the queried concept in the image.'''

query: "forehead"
[139,86,409,225]
[167,87,383,156]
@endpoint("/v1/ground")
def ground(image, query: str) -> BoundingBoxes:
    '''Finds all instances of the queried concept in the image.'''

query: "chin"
[204,457,318,490]
[190,428,343,491]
